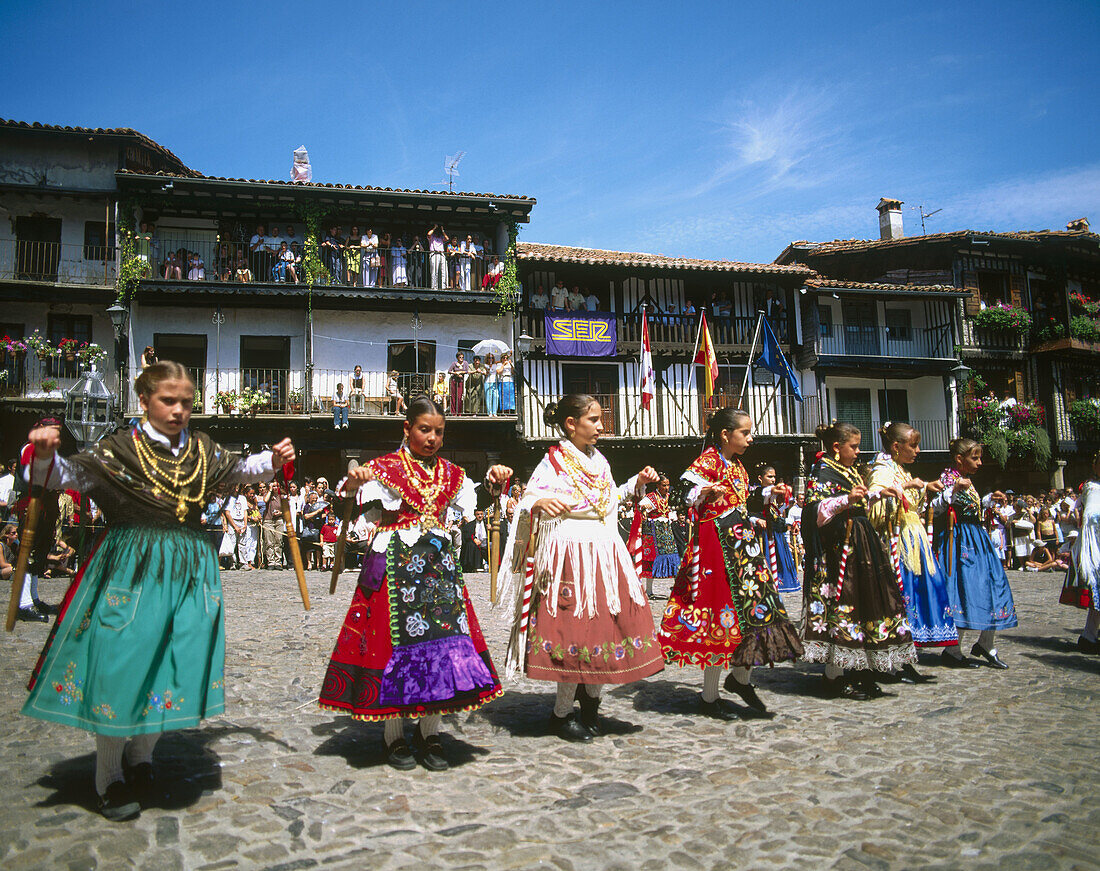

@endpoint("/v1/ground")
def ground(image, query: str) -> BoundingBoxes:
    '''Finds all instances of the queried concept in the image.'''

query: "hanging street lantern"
[65,365,116,447]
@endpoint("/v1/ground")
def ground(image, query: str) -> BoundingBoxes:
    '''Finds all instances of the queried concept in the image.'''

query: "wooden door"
[562,364,619,434]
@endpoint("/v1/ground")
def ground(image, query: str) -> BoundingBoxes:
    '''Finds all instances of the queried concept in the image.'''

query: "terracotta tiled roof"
[117,169,534,203]
[790,229,1100,256]
[804,278,968,296]
[0,119,197,176]
[517,242,813,275]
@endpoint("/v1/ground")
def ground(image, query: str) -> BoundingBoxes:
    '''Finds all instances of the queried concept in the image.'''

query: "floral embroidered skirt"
[644,518,682,579]
[319,532,502,721]
[935,520,1018,630]
[801,515,916,672]
[658,513,803,670]
[23,525,226,736]
[525,523,663,685]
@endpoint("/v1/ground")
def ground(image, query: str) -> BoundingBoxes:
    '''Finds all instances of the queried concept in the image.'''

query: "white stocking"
[824,662,844,680]
[729,666,752,686]
[554,682,577,717]
[646,576,654,597]
[95,735,127,795]
[978,629,997,652]
[125,732,160,766]
[1083,608,1100,642]
[417,714,441,738]
[383,718,405,746]
[583,683,603,699]
[19,573,35,608]
[701,666,721,703]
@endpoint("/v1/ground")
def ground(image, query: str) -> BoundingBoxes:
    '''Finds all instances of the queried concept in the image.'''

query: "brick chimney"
[877,198,904,240]
[1067,217,1090,232]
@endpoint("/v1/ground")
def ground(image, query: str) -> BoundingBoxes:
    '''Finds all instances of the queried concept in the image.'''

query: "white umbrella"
[472,339,509,357]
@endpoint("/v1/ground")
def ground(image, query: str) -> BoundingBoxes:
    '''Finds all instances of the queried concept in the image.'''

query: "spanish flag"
[694,310,720,403]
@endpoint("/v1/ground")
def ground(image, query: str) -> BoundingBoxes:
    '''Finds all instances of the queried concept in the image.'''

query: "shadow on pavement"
[312,716,490,769]
[471,690,645,737]
[33,724,288,814]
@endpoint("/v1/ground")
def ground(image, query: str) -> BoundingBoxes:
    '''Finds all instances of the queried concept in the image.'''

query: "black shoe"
[574,686,602,737]
[971,642,1009,669]
[1077,635,1100,655]
[723,673,769,713]
[940,650,981,669]
[550,712,594,742]
[97,781,141,822]
[385,738,417,770]
[125,762,155,801]
[857,672,895,699]
[15,606,48,624]
[33,598,60,616]
[822,675,870,701]
[413,728,449,771]
[698,696,742,721]
[899,663,936,684]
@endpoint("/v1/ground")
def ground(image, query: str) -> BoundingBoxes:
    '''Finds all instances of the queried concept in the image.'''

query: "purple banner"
[544,312,617,357]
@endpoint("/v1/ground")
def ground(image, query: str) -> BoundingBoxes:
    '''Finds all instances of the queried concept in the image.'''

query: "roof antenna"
[909,203,942,235]
[443,152,465,192]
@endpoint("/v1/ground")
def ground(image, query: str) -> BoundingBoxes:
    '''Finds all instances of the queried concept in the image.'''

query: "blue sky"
[4,1,1098,262]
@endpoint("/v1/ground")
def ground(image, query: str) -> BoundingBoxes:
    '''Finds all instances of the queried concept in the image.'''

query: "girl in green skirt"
[21,361,296,821]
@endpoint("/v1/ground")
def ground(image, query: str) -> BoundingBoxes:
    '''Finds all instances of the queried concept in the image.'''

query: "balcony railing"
[519,311,787,350]
[817,324,954,359]
[1,352,120,400]
[141,239,504,292]
[0,239,116,286]
[961,316,1028,352]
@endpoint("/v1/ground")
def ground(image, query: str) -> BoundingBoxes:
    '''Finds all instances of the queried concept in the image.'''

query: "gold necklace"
[557,446,612,518]
[133,432,208,523]
[399,448,449,529]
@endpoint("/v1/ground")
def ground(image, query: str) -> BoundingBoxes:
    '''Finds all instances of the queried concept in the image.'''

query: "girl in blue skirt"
[933,438,1018,668]
[747,463,800,594]
[21,361,296,821]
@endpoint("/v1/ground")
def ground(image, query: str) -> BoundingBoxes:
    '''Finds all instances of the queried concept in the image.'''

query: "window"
[877,389,909,422]
[387,339,436,397]
[978,272,1009,307]
[83,221,116,261]
[834,388,872,441]
[885,309,912,342]
[47,314,93,378]
[817,305,833,338]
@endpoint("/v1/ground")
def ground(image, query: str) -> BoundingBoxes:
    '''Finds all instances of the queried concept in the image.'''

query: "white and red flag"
[640,307,656,410]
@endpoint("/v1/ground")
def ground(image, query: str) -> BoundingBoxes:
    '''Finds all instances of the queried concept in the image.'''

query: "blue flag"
[754,317,803,400]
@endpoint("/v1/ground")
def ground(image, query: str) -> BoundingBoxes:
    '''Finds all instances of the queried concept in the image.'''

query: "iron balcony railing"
[0,239,117,286]
[0,352,121,400]
[519,311,788,350]
[817,323,955,359]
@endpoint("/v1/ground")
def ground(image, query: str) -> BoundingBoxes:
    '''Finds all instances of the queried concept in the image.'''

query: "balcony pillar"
[1050,459,1067,490]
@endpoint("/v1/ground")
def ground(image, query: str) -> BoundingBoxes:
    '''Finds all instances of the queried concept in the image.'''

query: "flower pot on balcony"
[36,350,47,361]
[65,351,75,362]
[220,403,233,414]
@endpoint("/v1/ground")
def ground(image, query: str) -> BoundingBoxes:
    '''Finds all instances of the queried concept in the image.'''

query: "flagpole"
[738,311,765,412]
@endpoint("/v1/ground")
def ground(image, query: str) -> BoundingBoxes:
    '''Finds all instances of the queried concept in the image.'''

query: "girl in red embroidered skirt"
[318,396,511,771]
[499,394,664,742]
[657,408,803,719]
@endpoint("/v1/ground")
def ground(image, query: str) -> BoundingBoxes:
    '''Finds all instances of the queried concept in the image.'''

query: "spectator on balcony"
[387,370,407,416]
[162,250,182,280]
[288,242,303,281]
[234,252,253,283]
[187,251,205,281]
[322,227,344,284]
[140,346,158,373]
[276,242,298,283]
[566,285,585,312]
[283,224,299,250]
[332,383,349,430]
[482,255,504,289]
[550,279,568,310]
[349,364,365,414]
[483,353,499,415]
[431,371,448,407]
[250,225,272,282]
[447,236,462,288]
[457,234,474,291]
[134,222,155,278]
[584,288,600,311]
[427,225,448,289]
[344,226,362,286]
[390,236,408,286]
[447,351,469,416]
[214,243,234,282]
[464,356,486,415]
[497,351,515,414]
[362,228,381,287]
[530,285,549,310]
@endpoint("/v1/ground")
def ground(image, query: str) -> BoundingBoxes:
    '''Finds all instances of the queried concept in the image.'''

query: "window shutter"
[963,270,981,316]
[1014,369,1027,402]
[1009,275,1025,308]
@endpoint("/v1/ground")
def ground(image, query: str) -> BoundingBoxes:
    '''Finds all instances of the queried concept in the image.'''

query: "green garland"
[493,219,521,316]
[115,197,142,305]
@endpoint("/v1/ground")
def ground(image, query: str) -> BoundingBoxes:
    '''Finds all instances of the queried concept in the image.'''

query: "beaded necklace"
[398,446,450,529]
[822,456,864,492]
[555,442,613,518]
[714,449,748,503]
[132,430,208,523]
[648,491,670,516]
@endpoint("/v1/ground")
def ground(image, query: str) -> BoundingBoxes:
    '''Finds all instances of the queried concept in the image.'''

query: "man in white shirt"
[530,285,549,310]
[283,224,300,250]
[222,485,248,569]
[0,459,16,513]
[584,289,600,311]
[550,280,568,311]
[250,224,272,284]
[428,224,448,289]
[567,285,587,311]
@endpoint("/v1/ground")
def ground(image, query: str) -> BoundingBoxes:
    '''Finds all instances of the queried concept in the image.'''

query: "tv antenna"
[443,152,466,192]
[909,203,943,235]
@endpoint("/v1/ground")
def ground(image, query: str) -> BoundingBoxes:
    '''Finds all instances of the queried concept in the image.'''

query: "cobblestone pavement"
[2,567,1098,871]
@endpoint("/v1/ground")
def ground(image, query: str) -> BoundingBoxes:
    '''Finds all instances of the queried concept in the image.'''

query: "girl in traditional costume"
[658,408,803,719]
[1061,450,1100,654]
[637,473,682,598]
[746,463,800,594]
[933,438,1018,668]
[869,422,974,670]
[21,362,296,821]
[318,395,510,770]
[498,394,664,742]
[802,421,917,700]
